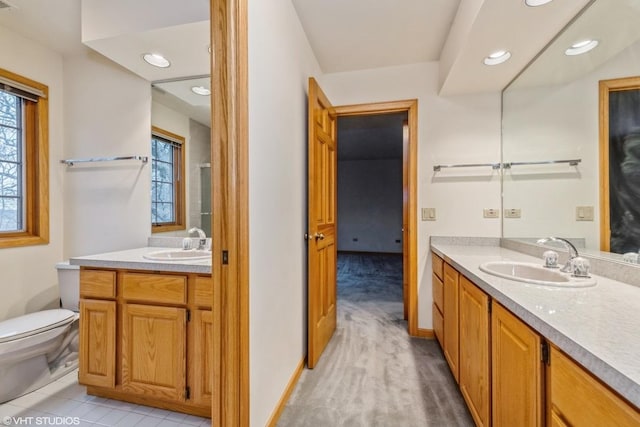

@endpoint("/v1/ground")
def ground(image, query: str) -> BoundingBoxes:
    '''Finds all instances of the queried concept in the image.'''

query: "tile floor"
[0,370,210,427]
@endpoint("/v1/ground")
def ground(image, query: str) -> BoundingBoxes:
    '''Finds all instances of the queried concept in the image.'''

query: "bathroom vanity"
[431,239,640,426]
[71,246,212,417]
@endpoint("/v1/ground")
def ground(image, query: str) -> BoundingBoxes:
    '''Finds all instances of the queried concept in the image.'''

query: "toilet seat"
[0,309,75,343]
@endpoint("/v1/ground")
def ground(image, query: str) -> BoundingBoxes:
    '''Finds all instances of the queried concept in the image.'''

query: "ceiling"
[0,0,592,96]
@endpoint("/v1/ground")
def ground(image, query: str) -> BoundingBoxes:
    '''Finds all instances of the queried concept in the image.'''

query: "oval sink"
[479,261,596,287]
[143,249,211,261]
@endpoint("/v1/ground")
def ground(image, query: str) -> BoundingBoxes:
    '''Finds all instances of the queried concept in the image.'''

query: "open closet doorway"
[336,112,408,318]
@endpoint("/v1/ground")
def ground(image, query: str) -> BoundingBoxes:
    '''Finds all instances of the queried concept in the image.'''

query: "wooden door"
[459,276,490,427]
[122,303,187,401]
[492,302,543,427]
[191,309,213,407]
[307,77,337,369]
[443,263,460,382]
[78,299,116,388]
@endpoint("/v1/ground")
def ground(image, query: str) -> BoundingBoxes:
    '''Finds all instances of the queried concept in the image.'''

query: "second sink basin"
[143,249,211,261]
[479,261,596,287]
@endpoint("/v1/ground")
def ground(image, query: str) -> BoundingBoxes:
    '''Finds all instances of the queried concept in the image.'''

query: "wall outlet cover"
[504,208,521,218]
[483,208,499,218]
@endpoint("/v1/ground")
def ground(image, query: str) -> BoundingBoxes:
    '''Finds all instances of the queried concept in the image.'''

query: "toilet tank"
[56,262,79,312]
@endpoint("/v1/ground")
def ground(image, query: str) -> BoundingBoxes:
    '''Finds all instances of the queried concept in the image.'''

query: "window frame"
[151,126,186,233]
[0,68,49,249]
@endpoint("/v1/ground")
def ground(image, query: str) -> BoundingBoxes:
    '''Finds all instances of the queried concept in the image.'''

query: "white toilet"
[0,262,80,403]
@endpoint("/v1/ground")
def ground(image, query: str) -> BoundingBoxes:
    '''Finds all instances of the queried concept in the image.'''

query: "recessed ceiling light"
[483,50,511,66]
[191,86,211,96]
[564,40,598,56]
[525,0,553,6]
[142,53,171,68]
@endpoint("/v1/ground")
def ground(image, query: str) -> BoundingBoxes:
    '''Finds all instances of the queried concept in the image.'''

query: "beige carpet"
[278,253,473,427]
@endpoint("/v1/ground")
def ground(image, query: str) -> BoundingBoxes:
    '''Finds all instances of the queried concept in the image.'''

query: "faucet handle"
[543,250,559,268]
[182,238,192,250]
[571,257,590,277]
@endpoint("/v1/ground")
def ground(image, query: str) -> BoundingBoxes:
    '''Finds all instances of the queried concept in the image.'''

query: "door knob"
[314,232,325,241]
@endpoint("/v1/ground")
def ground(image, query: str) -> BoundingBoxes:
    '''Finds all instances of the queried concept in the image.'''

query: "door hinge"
[304,233,309,240]
[541,341,550,365]
[186,309,191,322]
[185,386,191,400]
[222,250,229,265]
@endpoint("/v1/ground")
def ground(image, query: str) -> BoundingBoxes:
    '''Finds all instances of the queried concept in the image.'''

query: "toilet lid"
[0,309,75,343]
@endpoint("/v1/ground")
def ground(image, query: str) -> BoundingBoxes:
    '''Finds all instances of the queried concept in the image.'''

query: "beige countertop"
[70,246,211,274]
[431,241,640,408]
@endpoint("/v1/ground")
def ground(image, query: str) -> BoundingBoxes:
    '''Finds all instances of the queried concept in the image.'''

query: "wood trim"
[210,0,249,425]
[265,358,306,427]
[335,99,419,337]
[598,76,640,252]
[416,328,435,339]
[151,126,186,234]
[0,67,49,248]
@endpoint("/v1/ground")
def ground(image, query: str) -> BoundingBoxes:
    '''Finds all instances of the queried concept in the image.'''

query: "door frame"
[335,100,419,336]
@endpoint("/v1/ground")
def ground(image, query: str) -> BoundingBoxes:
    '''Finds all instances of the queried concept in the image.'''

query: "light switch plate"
[504,208,521,219]
[576,206,594,221]
[483,208,499,218]
[422,208,436,221]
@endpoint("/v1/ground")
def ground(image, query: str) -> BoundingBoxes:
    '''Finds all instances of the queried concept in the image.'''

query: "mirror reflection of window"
[151,126,185,233]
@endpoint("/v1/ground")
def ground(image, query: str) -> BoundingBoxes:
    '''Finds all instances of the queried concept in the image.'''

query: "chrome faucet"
[188,227,207,250]
[536,237,579,273]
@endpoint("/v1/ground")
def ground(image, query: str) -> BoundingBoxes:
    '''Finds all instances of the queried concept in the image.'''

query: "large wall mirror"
[502,0,640,261]
[82,4,212,236]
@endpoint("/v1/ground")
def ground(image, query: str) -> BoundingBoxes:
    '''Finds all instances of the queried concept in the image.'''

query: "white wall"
[0,26,66,320]
[247,0,322,425]
[337,159,403,253]
[63,51,151,257]
[319,63,502,330]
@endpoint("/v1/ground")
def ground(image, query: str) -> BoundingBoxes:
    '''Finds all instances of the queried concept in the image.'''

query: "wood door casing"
[121,303,187,401]
[307,77,337,369]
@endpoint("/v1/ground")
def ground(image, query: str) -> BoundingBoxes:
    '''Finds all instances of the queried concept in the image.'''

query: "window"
[151,126,185,232]
[0,68,48,248]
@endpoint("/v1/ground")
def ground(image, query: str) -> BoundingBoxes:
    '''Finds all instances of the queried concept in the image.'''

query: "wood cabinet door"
[491,302,543,427]
[78,299,116,388]
[549,345,640,427]
[443,263,460,382]
[190,309,213,408]
[459,276,490,427]
[122,304,187,401]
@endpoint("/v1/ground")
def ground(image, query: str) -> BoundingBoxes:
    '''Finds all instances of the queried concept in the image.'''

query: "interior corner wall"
[188,120,211,235]
[63,51,151,258]
[318,63,502,331]
[247,0,322,425]
[0,26,65,321]
[337,159,403,253]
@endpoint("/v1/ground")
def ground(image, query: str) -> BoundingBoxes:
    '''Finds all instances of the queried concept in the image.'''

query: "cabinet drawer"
[194,276,213,308]
[433,273,444,313]
[80,270,116,299]
[433,302,443,346]
[432,253,444,281]
[122,273,187,305]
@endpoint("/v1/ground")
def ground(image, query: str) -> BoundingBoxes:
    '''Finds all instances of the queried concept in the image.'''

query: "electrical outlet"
[483,208,499,218]
[422,208,436,221]
[504,208,521,219]
[576,206,594,221]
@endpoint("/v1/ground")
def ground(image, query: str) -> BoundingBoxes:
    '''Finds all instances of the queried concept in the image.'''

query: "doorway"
[336,112,407,319]
[335,100,418,337]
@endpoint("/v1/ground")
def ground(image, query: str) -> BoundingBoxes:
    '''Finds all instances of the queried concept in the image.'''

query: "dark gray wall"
[337,159,402,253]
